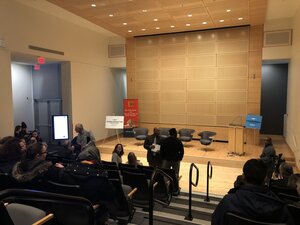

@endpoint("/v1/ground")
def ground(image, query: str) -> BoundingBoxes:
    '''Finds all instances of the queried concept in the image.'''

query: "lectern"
[228,125,244,155]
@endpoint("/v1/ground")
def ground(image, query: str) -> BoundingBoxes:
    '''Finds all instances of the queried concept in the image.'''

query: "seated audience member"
[212,159,294,225]
[30,130,43,143]
[14,125,22,139]
[287,174,300,190]
[12,143,63,186]
[127,152,142,167]
[0,137,24,174]
[20,121,30,141]
[77,143,101,164]
[270,162,294,188]
[73,123,95,156]
[111,144,124,166]
[260,137,276,182]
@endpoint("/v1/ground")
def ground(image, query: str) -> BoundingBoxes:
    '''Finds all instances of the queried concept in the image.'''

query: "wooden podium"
[228,125,244,155]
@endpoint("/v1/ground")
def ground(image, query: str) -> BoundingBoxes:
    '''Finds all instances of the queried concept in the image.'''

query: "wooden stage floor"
[97,135,295,196]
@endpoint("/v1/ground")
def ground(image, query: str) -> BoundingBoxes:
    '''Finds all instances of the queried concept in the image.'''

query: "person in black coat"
[212,159,294,225]
[160,128,184,178]
[260,137,276,182]
[143,127,163,167]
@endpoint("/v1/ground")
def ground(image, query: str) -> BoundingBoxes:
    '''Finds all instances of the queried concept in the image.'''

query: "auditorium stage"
[97,135,295,196]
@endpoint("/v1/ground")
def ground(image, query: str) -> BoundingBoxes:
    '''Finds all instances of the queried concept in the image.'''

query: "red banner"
[123,99,138,128]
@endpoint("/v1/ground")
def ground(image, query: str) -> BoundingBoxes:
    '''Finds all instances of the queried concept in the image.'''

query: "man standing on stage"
[143,127,162,167]
[160,128,184,178]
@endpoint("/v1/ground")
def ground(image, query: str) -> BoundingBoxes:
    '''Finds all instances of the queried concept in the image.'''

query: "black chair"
[133,128,148,145]
[0,173,19,191]
[270,185,298,197]
[0,189,97,225]
[278,192,300,204]
[122,170,150,208]
[159,127,171,139]
[102,160,119,170]
[109,179,137,223]
[287,204,300,224]
[178,128,195,146]
[225,212,287,225]
[198,131,216,151]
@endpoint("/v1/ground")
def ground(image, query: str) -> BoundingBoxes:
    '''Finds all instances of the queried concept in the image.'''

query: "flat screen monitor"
[52,115,69,140]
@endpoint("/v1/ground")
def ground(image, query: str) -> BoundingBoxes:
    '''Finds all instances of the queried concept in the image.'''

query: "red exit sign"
[37,56,45,64]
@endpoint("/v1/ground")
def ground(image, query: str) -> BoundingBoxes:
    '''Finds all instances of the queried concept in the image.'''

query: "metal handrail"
[204,161,213,202]
[149,168,173,225]
[185,163,199,221]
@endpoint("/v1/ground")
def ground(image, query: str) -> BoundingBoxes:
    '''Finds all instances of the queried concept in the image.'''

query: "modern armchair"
[198,131,216,151]
[159,128,171,139]
[133,127,148,145]
[178,128,195,145]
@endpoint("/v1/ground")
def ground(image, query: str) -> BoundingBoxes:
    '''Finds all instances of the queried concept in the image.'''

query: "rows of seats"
[102,161,176,208]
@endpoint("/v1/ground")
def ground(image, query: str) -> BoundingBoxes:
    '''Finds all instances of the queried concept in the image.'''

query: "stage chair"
[287,204,300,224]
[133,127,148,145]
[159,127,171,139]
[178,128,195,146]
[225,212,287,225]
[198,131,216,151]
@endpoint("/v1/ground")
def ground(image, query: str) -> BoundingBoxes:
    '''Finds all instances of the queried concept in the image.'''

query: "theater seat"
[159,128,171,139]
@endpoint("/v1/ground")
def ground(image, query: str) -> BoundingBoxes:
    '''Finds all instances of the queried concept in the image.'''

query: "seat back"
[0,189,95,225]
[178,129,195,142]
[122,170,149,208]
[199,131,216,139]
[287,204,300,224]
[225,212,287,225]
[159,128,171,139]
[133,127,148,136]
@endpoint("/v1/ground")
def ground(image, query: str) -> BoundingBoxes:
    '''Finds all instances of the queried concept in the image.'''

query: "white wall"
[286,8,300,168]
[11,63,34,130]
[0,0,124,140]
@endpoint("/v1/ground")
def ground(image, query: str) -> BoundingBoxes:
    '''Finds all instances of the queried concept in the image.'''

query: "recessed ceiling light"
[186,23,191,26]
[226,9,231,12]
[202,21,207,25]
[170,25,175,28]
[142,9,147,12]
[238,17,243,20]
[219,19,224,22]
[128,30,132,33]
[156,27,160,30]
[188,14,192,17]
[91,4,96,7]
[123,22,127,25]
[154,18,158,21]
[109,14,114,17]
[141,28,146,31]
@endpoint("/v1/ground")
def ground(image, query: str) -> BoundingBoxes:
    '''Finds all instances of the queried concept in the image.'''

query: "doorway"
[260,63,288,135]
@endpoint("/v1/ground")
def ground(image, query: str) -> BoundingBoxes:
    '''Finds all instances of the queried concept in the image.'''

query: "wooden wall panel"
[161,92,186,102]
[218,52,248,66]
[160,69,186,79]
[187,91,216,102]
[187,55,217,66]
[161,57,186,68]
[187,42,216,54]
[187,80,216,90]
[218,66,248,78]
[126,26,263,141]
[187,67,217,79]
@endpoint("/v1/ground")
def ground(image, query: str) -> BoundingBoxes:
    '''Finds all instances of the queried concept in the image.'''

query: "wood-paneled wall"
[126,26,263,141]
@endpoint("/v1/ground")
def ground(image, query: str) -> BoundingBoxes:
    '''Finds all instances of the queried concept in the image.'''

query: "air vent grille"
[108,44,126,58]
[264,30,292,47]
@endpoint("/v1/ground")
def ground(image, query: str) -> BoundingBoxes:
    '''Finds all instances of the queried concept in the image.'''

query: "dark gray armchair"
[198,131,216,151]
[133,128,148,145]
[159,128,171,139]
[178,128,195,143]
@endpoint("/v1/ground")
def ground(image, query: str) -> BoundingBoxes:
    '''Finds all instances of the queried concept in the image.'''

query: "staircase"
[129,191,222,225]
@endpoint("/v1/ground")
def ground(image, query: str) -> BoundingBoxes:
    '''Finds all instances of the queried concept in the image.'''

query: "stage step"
[130,191,221,225]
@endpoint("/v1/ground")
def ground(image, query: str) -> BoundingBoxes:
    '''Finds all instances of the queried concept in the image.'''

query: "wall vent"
[264,29,292,47]
[108,44,126,58]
